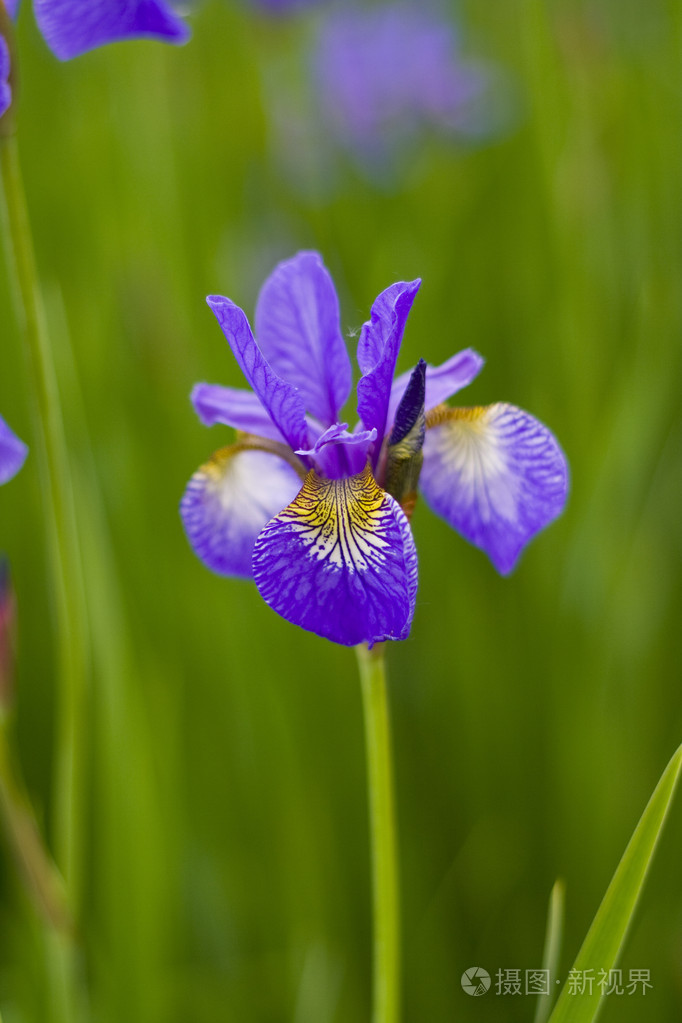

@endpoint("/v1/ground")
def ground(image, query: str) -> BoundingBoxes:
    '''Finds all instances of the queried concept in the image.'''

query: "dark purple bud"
[384,359,426,513]
[389,358,426,446]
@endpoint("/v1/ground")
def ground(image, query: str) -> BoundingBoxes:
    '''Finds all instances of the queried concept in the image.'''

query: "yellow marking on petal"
[424,403,518,522]
[200,446,236,483]
[277,464,392,572]
[201,438,307,484]
[425,404,488,429]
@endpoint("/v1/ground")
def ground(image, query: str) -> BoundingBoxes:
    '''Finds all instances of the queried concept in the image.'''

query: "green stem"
[0,714,84,1023]
[0,719,73,938]
[356,643,400,1023]
[0,133,87,906]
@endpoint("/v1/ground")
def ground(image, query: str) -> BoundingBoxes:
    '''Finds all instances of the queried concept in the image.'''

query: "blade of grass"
[534,879,565,1023]
[548,744,682,1023]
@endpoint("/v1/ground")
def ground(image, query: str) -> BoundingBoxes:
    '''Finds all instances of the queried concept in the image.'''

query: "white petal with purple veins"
[181,447,302,579]
[420,403,568,574]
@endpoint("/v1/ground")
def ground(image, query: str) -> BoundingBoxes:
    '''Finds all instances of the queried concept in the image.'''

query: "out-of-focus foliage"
[0,1,681,1021]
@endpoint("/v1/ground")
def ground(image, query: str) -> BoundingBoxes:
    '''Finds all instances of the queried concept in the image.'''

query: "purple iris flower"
[312,4,488,171]
[7,0,189,61]
[0,32,10,118]
[0,415,28,485]
[181,252,568,647]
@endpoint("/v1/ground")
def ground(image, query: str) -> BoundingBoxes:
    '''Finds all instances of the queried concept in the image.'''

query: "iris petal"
[387,348,484,430]
[34,0,190,61]
[180,446,302,579]
[207,295,308,453]
[420,403,568,574]
[191,383,286,444]
[0,415,28,485]
[296,422,377,478]
[253,464,418,646]
[254,251,352,427]
[356,279,420,456]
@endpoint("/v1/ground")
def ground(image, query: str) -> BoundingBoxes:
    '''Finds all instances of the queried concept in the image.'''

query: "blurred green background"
[1,0,681,1020]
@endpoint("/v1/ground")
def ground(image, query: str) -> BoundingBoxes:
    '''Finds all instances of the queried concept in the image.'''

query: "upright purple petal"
[3,1,20,20]
[356,279,420,457]
[420,403,568,574]
[34,0,190,61]
[0,415,28,485]
[254,252,352,427]
[180,446,302,579]
[253,464,418,646]
[0,35,10,119]
[387,348,484,429]
[191,383,286,444]
[207,296,308,453]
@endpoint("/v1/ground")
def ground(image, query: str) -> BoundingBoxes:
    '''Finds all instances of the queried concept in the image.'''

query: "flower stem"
[0,133,87,906]
[0,718,73,938]
[356,643,400,1023]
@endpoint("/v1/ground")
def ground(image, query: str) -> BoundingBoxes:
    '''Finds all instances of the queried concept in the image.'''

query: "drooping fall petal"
[420,403,568,573]
[181,446,302,579]
[253,464,418,645]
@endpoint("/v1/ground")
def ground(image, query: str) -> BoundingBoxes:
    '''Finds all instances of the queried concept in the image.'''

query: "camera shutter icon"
[461,967,491,996]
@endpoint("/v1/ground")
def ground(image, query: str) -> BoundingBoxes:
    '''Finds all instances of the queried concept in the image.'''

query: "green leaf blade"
[534,879,565,1023]
[548,744,682,1023]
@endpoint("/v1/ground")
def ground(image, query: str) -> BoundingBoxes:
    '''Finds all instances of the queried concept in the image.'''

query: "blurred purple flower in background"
[0,415,27,485]
[248,0,325,14]
[312,3,489,172]
[0,33,10,117]
[6,0,189,60]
